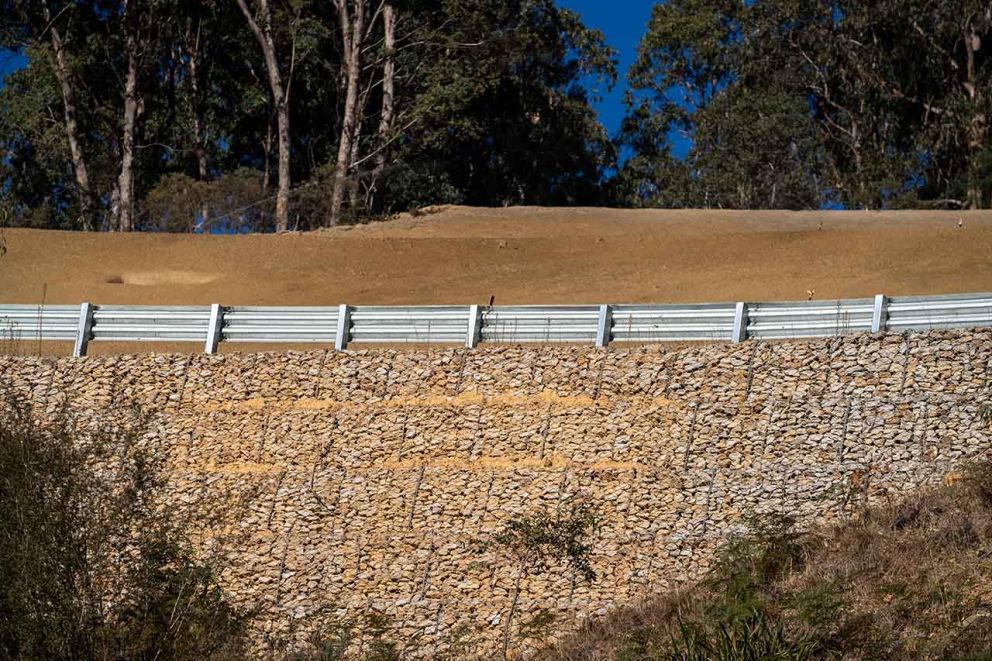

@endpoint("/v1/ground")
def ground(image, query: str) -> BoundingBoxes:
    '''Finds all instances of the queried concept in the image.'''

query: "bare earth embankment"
[3,206,992,306]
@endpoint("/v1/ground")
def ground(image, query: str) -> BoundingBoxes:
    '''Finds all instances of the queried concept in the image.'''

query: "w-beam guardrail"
[1,293,990,357]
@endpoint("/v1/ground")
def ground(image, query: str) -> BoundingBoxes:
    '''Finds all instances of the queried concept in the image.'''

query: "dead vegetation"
[4,209,992,315]
[545,461,992,660]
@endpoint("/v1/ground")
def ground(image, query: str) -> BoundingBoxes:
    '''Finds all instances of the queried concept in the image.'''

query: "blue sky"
[558,0,656,139]
[0,50,27,84]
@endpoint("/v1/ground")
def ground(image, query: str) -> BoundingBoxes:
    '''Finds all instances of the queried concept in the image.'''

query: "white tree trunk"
[42,0,94,230]
[114,18,139,233]
[236,0,291,232]
[964,19,986,210]
[371,3,396,212]
[185,18,209,230]
[329,0,366,226]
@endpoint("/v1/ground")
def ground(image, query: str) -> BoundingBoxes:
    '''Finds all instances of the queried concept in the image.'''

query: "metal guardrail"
[350,306,468,344]
[747,299,875,340]
[223,307,340,343]
[0,305,80,342]
[611,303,736,342]
[90,305,212,342]
[1,292,990,357]
[480,306,600,344]
[887,293,992,331]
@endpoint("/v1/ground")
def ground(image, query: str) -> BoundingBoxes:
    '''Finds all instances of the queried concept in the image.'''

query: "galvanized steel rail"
[0,292,990,357]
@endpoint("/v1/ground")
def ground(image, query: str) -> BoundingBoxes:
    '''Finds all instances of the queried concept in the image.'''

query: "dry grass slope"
[547,461,992,660]
[3,206,992,307]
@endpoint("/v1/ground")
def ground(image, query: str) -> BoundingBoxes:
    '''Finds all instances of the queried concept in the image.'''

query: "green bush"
[0,392,247,660]
[490,499,599,658]
[548,463,992,660]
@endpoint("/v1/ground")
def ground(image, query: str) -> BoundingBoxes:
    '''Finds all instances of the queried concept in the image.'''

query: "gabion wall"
[2,329,990,656]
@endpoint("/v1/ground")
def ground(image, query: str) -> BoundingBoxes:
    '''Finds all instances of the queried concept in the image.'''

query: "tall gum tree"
[8,1,96,229]
[41,1,95,229]
[235,0,294,232]
[369,2,395,212]
[328,0,367,227]
[111,0,141,232]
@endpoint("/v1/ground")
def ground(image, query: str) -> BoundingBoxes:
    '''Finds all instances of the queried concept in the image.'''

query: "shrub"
[489,499,599,659]
[0,391,247,660]
[547,462,992,660]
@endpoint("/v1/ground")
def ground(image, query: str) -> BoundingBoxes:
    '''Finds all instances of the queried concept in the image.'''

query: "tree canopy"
[0,0,616,231]
[616,0,991,211]
[2,0,990,230]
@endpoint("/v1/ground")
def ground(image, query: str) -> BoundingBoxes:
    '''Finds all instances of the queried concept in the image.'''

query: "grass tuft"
[546,460,992,660]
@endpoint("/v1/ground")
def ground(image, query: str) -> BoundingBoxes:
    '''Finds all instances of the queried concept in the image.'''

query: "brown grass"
[545,460,992,660]
[4,205,992,356]
[3,206,992,308]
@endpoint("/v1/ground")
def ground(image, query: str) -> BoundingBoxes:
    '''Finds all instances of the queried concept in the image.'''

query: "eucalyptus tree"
[2,1,99,228]
[618,0,992,210]
[234,0,302,232]
[617,0,822,209]
[1,0,615,230]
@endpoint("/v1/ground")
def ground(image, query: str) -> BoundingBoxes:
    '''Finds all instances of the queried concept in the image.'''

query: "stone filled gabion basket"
[1,328,990,656]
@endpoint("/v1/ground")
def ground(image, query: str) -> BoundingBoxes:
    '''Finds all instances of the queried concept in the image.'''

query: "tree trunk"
[501,567,524,660]
[275,101,292,230]
[348,82,370,210]
[114,25,139,233]
[262,120,273,193]
[185,18,209,231]
[329,0,366,227]
[42,0,94,231]
[371,3,396,212]
[236,0,291,232]
[964,19,986,210]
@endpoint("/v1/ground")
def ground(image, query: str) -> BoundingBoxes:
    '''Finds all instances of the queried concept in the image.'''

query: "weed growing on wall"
[979,404,992,428]
[488,499,599,659]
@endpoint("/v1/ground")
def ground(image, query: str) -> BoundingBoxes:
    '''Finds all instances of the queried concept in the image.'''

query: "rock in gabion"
[1,329,990,657]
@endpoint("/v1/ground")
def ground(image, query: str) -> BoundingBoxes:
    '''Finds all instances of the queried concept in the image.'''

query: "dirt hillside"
[2,206,992,307]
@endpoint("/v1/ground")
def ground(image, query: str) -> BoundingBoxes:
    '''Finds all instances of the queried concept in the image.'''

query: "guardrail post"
[335,304,351,351]
[595,304,613,348]
[73,302,95,357]
[731,302,749,343]
[466,304,482,348]
[204,304,223,354]
[871,294,888,333]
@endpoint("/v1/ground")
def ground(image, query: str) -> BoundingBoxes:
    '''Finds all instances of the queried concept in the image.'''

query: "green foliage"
[663,514,837,660]
[387,0,617,212]
[491,499,599,658]
[979,404,992,427]
[358,611,402,661]
[548,462,992,661]
[492,499,600,581]
[708,514,806,609]
[0,391,248,660]
[668,608,827,661]
[1,0,615,231]
[3,0,992,223]
[519,608,557,641]
[619,0,992,211]
[141,169,271,232]
[282,618,353,661]
[277,608,407,661]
